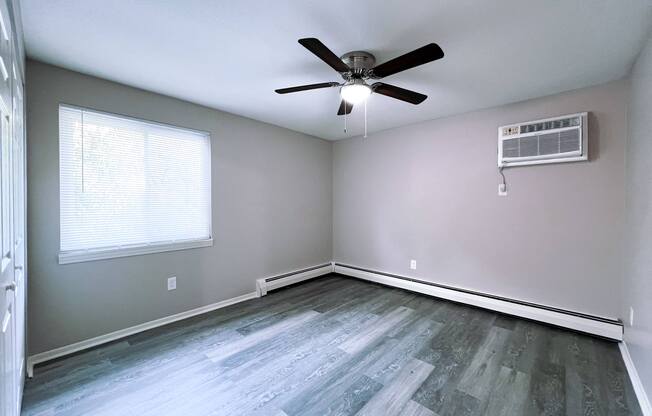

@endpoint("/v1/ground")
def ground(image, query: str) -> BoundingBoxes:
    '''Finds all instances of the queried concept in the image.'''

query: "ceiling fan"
[275,38,444,115]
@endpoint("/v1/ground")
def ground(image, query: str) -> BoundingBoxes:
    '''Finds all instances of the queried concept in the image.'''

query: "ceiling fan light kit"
[275,37,444,136]
[340,79,371,105]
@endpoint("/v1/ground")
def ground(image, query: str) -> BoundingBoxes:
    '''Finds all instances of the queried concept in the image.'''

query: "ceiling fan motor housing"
[340,51,376,78]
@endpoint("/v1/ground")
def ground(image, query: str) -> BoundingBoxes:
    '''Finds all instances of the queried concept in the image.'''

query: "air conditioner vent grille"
[539,133,559,155]
[500,129,581,159]
[519,136,538,157]
[560,129,581,153]
[519,116,580,134]
[502,138,519,158]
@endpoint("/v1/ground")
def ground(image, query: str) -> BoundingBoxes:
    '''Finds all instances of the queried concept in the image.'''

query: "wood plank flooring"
[22,274,641,415]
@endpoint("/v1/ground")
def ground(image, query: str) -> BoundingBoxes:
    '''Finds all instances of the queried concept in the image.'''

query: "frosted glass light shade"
[340,82,371,104]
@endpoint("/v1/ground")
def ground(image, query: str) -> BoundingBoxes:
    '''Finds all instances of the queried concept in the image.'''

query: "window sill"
[58,238,213,265]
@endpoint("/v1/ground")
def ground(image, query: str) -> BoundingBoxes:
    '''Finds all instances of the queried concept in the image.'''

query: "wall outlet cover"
[167,276,177,291]
[410,259,417,270]
[498,183,507,196]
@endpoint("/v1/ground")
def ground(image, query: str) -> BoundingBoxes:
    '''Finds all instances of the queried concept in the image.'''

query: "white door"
[11,69,24,412]
[0,2,19,414]
[0,93,17,416]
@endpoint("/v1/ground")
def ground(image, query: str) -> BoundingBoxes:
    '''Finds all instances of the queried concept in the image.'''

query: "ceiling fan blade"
[372,43,444,78]
[372,82,427,104]
[337,100,353,115]
[298,38,350,73]
[275,82,339,94]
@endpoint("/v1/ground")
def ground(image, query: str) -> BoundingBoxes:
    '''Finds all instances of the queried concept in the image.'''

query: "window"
[59,105,212,264]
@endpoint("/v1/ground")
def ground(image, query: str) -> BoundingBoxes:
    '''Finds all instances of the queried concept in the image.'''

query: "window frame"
[57,104,213,265]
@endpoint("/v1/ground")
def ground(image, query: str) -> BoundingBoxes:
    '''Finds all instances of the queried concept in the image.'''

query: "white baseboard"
[256,263,333,296]
[333,263,623,341]
[620,341,652,415]
[27,262,334,377]
[26,291,258,378]
[27,262,625,382]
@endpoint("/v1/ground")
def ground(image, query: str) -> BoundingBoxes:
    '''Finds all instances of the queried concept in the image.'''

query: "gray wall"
[623,33,652,399]
[27,60,332,355]
[27,57,635,362]
[333,80,628,320]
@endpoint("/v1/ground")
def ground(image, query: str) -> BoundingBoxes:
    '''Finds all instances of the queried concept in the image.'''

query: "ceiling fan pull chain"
[344,103,347,133]
[364,100,368,138]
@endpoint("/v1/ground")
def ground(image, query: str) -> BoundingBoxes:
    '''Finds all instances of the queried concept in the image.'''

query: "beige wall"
[27,60,333,354]
[333,79,628,319]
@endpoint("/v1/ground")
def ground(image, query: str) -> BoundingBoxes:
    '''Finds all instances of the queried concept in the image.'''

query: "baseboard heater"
[333,263,623,341]
[256,263,333,296]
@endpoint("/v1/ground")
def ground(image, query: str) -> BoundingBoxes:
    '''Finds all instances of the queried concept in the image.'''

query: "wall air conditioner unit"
[498,112,588,167]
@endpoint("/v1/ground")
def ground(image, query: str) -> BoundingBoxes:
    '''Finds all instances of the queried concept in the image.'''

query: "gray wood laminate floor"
[22,274,641,416]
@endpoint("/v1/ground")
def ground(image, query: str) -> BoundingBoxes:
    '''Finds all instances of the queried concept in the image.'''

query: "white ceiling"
[22,0,652,140]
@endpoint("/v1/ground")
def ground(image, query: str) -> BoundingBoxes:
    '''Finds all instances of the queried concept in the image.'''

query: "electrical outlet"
[629,307,634,326]
[167,276,177,291]
[498,184,507,196]
[410,259,417,270]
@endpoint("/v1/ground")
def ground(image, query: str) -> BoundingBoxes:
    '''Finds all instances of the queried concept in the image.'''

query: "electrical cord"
[498,165,507,192]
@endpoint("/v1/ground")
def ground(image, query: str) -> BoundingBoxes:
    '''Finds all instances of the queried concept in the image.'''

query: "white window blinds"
[59,105,211,263]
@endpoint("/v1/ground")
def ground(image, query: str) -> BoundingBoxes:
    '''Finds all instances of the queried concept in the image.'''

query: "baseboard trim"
[27,263,334,377]
[620,341,652,415]
[26,290,258,378]
[256,263,333,296]
[333,263,623,341]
